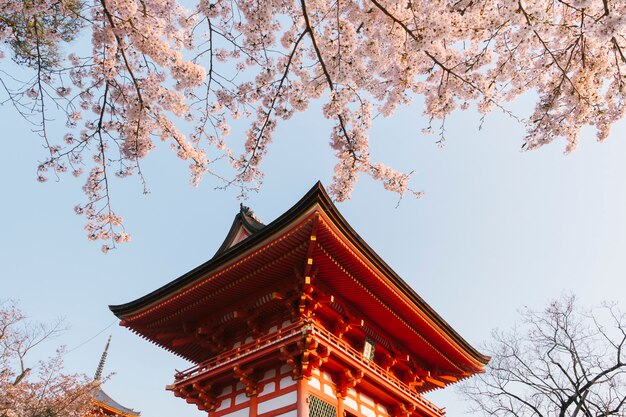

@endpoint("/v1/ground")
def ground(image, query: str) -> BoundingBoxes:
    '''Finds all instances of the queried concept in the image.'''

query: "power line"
[65,320,116,354]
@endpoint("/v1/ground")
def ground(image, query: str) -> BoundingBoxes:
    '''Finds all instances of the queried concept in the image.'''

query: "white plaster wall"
[262,369,277,381]
[280,376,296,389]
[343,397,358,411]
[258,391,298,414]
[322,384,336,399]
[235,392,248,405]
[260,381,276,396]
[360,405,376,417]
[222,406,250,417]
[275,410,297,417]
[359,393,375,408]
[307,376,321,390]
[216,399,231,412]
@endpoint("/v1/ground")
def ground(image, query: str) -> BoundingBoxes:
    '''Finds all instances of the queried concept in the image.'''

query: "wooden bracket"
[246,310,262,337]
[233,365,258,397]
[380,352,397,371]
[334,368,364,399]
[392,403,416,417]
[280,345,303,380]
[302,343,332,379]
[333,317,351,338]
[402,371,425,389]
[193,383,222,411]
[174,382,222,412]
[390,344,411,363]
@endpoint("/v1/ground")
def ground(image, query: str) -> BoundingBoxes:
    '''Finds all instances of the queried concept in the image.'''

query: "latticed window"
[309,396,337,417]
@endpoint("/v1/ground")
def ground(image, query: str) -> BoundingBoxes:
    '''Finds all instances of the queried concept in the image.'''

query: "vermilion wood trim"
[250,395,259,417]
[337,397,345,417]
[296,379,309,417]
[305,381,338,406]
[211,379,298,417]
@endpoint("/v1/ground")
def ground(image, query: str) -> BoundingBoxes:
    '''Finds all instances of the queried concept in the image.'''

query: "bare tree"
[460,295,626,417]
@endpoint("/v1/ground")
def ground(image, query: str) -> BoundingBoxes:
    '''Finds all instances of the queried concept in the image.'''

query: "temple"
[110,182,488,417]
[92,336,140,417]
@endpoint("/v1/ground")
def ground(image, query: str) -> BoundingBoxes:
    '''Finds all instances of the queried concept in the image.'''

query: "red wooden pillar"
[336,397,344,417]
[250,395,258,417]
[297,379,309,417]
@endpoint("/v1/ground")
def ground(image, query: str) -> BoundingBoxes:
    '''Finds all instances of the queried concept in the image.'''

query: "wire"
[65,320,117,354]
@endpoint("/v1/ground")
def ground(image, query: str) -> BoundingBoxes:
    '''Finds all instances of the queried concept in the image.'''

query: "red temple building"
[110,183,489,417]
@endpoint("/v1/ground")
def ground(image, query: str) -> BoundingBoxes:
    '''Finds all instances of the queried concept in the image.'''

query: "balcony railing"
[173,320,306,382]
[306,323,443,416]
[171,320,444,416]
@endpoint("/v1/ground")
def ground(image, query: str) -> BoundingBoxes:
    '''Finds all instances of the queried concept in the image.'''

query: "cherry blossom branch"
[99,0,144,107]
[234,30,308,185]
[2,0,625,248]
[299,0,363,163]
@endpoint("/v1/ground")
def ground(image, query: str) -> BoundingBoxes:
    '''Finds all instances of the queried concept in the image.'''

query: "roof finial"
[94,335,112,381]
[239,203,263,224]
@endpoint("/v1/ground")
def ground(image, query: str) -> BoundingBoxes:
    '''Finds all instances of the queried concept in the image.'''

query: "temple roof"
[94,387,140,417]
[110,182,488,374]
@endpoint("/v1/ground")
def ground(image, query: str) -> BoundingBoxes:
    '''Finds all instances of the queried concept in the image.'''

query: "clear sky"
[2,66,626,417]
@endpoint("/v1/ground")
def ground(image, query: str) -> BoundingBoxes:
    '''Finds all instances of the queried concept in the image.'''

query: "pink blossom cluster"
[1,0,625,248]
[0,303,97,417]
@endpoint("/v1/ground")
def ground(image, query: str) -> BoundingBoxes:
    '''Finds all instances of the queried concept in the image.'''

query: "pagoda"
[110,183,488,417]
[92,336,140,417]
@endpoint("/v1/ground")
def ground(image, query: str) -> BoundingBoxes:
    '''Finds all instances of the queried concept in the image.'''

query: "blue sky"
[2,81,626,417]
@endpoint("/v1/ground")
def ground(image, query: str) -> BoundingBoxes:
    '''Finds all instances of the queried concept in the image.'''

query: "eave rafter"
[292,267,439,389]
[121,223,313,331]
[314,232,466,375]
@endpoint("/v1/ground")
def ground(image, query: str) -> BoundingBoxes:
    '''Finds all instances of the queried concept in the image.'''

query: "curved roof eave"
[109,181,489,366]
[109,182,326,317]
[94,387,140,416]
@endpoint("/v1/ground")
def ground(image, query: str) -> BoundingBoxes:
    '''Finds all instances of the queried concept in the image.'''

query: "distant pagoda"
[110,182,488,417]
[92,336,140,417]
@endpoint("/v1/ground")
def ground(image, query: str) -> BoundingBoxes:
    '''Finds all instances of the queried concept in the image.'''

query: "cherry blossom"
[0,302,96,417]
[1,0,624,249]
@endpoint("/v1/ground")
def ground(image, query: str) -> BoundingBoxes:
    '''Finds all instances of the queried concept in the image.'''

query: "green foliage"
[1,0,84,69]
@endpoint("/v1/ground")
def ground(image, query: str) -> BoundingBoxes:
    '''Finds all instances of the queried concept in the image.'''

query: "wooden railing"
[173,321,306,382]
[171,320,444,416]
[307,323,444,416]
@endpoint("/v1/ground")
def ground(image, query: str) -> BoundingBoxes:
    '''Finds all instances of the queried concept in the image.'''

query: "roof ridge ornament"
[239,203,263,224]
